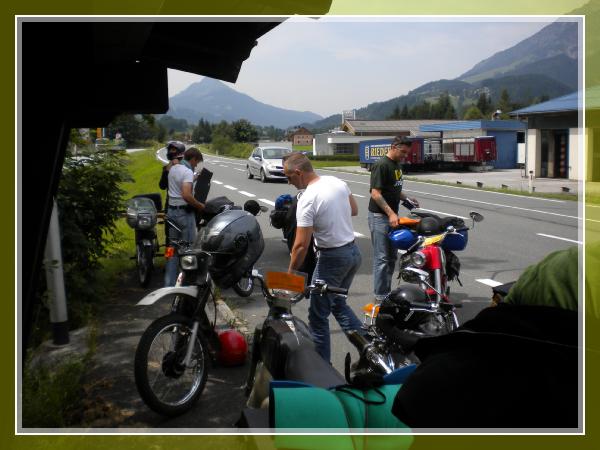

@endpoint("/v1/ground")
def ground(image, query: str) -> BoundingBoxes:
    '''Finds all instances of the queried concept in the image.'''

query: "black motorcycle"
[125,193,163,287]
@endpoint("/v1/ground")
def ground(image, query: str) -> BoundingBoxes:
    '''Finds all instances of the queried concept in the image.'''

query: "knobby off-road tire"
[134,314,209,416]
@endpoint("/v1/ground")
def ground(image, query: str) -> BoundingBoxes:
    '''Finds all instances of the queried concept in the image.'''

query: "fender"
[140,238,154,248]
[136,286,199,306]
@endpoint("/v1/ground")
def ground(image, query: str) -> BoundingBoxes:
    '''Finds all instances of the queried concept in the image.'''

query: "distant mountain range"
[303,19,580,131]
[166,77,323,129]
[166,14,582,131]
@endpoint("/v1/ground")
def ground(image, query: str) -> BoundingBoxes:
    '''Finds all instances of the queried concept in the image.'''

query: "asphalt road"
[202,154,584,374]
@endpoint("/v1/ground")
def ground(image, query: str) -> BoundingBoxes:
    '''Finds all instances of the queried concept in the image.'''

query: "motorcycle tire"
[134,314,209,416]
[136,243,154,287]
[233,271,254,297]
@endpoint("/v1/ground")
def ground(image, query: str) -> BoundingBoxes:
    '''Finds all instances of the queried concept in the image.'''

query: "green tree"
[400,104,409,119]
[463,105,484,120]
[232,119,259,143]
[55,141,132,321]
[388,105,401,120]
[212,120,236,141]
[192,118,213,143]
[476,93,491,116]
[497,89,512,118]
[211,133,234,155]
[108,114,155,146]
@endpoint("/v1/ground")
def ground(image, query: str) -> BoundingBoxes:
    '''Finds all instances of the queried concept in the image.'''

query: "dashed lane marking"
[417,208,468,220]
[239,191,256,197]
[224,185,237,190]
[259,198,276,206]
[212,180,223,185]
[476,279,504,288]
[354,232,366,238]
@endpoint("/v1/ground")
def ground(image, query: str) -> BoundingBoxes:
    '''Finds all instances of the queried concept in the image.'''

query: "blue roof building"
[420,120,526,169]
[509,92,580,180]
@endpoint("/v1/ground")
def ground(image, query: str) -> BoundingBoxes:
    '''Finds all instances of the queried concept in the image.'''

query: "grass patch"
[292,145,312,151]
[311,160,361,168]
[22,325,98,428]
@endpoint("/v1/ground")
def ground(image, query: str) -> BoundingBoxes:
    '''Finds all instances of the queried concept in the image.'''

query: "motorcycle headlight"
[410,251,426,268]
[137,214,154,230]
[180,254,198,271]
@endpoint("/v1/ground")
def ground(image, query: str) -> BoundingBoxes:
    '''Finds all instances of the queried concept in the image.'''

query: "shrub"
[309,154,359,162]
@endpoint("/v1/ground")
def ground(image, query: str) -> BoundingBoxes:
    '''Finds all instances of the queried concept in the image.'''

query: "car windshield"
[262,148,290,159]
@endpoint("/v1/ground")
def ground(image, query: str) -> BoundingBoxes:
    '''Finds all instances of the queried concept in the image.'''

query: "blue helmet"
[275,194,293,210]
[389,228,418,250]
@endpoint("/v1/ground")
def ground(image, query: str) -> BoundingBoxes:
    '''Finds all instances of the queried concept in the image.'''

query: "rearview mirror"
[469,211,484,223]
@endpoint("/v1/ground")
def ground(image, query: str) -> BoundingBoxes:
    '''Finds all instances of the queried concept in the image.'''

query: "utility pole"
[44,198,69,345]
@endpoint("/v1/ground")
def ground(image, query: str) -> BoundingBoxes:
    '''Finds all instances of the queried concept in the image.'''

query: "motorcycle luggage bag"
[269,383,412,432]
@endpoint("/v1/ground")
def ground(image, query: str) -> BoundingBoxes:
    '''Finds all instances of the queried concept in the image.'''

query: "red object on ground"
[218,329,248,366]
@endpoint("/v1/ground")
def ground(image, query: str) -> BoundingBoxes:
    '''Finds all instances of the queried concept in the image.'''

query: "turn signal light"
[165,247,175,258]
[362,303,380,317]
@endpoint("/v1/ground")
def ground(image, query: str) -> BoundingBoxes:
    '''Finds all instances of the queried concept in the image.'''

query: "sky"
[167,17,569,118]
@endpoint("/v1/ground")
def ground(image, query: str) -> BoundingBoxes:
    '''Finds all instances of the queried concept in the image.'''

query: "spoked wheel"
[136,243,154,287]
[233,270,254,297]
[134,314,209,416]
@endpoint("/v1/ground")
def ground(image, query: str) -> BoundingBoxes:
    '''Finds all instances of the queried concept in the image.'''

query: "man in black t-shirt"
[368,135,420,302]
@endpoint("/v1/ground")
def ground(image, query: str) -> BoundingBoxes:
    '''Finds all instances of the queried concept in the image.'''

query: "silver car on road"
[246,146,292,182]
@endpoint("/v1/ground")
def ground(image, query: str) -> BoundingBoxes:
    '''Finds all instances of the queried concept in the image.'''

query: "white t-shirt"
[168,163,194,206]
[296,176,355,249]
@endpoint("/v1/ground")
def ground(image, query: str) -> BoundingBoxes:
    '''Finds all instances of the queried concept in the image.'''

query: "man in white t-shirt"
[284,152,363,363]
[164,147,205,286]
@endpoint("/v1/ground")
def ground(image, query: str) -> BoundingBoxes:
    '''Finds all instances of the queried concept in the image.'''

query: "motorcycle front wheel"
[136,243,154,287]
[233,271,254,297]
[134,314,209,416]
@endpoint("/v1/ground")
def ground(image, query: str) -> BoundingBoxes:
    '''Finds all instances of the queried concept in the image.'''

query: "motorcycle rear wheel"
[134,314,209,416]
[136,243,154,287]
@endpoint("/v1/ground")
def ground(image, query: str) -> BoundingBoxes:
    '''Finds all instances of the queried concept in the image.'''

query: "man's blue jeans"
[164,207,197,287]
[368,211,397,302]
[308,242,363,363]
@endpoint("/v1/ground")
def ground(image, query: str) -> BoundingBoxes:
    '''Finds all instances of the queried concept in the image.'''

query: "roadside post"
[528,170,535,194]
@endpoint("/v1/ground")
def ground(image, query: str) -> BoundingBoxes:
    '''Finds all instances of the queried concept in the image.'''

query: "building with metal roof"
[314,119,453,156]
[420,120,526,169]
[509,92,580,180]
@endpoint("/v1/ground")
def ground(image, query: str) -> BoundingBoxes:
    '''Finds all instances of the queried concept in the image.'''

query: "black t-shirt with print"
[368,155,403,214]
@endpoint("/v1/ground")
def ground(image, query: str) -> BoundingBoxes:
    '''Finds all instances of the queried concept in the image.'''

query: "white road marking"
[476,279,504,288]
[239,191,256,197]
[406,189,581,221]
[354,232,366,238]
[417,208,468,220]
[259,198,276,206]
[317,168,566,203]
[224,185,237,190]
[235,168,246,172]
[353,194,366,198]
[536,233,582,245]
[212,180,223,185]
[219,164,228,168]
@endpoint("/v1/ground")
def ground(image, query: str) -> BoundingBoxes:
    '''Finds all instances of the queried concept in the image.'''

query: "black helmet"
[196,209,264,289]
[378,285,430,331]
[166,140,186,160]
[243,199,262,216]
[416,216,442,236]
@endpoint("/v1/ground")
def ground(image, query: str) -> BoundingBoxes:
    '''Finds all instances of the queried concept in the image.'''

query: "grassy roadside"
[99,144,168,285]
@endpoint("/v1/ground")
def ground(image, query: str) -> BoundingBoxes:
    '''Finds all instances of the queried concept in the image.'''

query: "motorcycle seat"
[284,347,345,388]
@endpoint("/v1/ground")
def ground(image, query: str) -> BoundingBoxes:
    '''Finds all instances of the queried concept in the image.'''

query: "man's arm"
[370,188,398,227]
[289,226,313,272]
[349,194,359,216]
[182,182,205,211]
[399,192,420,208]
